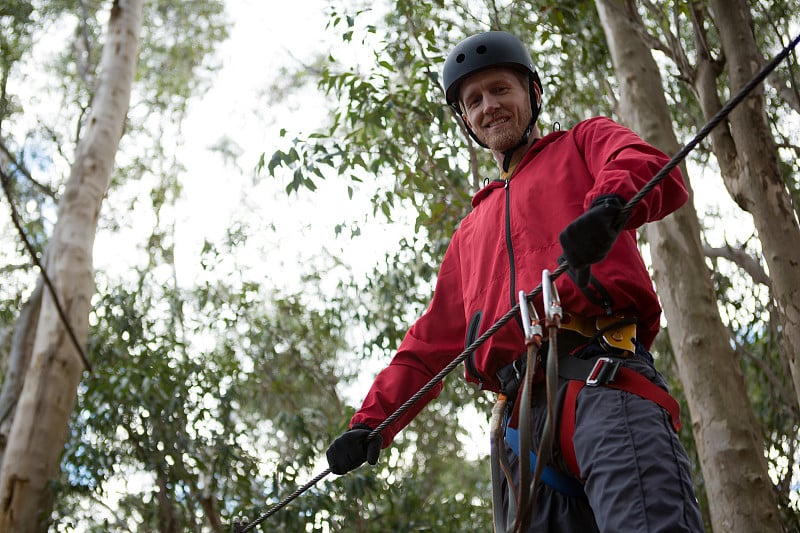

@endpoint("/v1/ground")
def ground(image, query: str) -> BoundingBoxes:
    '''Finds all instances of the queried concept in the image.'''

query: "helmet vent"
[476,45,487,54]
[456,53,466,63]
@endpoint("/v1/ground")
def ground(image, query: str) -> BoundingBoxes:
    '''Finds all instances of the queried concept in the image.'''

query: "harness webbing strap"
[559,368,682,481]
[505,427,586,499]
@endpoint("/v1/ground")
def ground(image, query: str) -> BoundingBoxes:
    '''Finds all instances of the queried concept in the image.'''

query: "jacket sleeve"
[574,116,688,228]
[350,232,468,447]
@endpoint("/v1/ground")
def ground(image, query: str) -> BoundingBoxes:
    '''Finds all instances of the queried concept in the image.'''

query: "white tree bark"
[595,1,782,532]
[0,1,144,530]
[706,0,800,418]
[0,279,42,465]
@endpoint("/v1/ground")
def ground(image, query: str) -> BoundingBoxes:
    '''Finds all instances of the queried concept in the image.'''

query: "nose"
[481,93,500,114]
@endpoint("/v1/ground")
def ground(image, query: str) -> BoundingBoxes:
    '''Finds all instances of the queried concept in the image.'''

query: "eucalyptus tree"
[708,0,800,408]
[596,1,799,528]
[0,0,231,530]
[0,2,145,530]
[633,0,800,424]
[596,2,783,530]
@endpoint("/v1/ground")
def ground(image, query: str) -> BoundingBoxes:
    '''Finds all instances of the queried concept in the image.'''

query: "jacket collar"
[471,129,567,207]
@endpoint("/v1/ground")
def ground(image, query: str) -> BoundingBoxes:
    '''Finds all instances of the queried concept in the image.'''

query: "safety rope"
[512,286,544,532]
[233,30,800,532]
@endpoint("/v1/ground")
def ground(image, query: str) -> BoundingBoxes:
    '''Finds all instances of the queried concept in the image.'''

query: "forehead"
[459,67,524,99]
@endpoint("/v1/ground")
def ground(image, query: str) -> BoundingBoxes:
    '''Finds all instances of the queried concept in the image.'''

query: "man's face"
[459,67,533,152]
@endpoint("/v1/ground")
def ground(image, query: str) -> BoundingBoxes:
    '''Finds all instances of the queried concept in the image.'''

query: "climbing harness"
[557,353,681,481]
[231,30,800,533]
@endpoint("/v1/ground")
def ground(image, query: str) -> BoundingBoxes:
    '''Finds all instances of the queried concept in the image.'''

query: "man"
[326,31,704,532]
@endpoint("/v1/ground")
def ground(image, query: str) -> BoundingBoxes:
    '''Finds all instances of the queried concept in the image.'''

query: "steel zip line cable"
[234,30,800,533]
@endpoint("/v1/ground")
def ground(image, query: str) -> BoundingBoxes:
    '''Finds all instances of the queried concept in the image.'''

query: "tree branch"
[0,139,59,200]
[756,0,800,113]
[703,243,770,285]
[736,342,799,418]
[638,0,695,81]
[87,491,134,533]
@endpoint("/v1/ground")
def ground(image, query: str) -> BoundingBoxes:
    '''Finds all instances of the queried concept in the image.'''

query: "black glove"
[559,194,626,288]
[326,424,382,475]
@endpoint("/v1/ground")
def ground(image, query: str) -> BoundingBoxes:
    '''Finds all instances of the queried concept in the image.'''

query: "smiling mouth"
[484,117,510,129]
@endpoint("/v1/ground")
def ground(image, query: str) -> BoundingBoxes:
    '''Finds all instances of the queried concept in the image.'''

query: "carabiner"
[518,290,542,344]
[542,269,562,325]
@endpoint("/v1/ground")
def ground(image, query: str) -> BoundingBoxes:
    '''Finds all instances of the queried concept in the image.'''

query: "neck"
[492,127,540,173]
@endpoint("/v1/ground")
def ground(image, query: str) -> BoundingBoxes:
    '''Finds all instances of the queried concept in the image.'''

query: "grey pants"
[500,346,704,532]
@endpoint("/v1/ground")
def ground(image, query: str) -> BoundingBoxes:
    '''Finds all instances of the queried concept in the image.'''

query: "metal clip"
[518,290,542,343]
[586,357,621,386]
[542,269,562,324]
[232,516,249,533]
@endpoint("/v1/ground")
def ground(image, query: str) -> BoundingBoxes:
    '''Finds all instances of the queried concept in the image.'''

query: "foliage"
[1,0,799,530]
[1,0,232,530]
[55,250,356,530]
[0,1,34,127]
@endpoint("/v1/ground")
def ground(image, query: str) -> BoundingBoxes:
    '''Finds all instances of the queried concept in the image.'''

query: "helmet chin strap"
[501,85,541,174]
[501,121,534,173]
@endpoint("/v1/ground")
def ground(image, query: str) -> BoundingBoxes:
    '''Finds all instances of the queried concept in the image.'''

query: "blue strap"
[504,427,586,499]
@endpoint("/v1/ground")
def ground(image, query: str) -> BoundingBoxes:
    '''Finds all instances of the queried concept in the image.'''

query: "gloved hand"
[559,194,626,288]
[326,424,382,475]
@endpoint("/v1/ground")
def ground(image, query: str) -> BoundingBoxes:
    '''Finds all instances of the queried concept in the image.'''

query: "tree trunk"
[706,0,800,411]
[594,1,782,532]
[0,1,144,531]
[0,278,42,465]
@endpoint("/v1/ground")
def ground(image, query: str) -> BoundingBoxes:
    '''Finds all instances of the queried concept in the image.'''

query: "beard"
[481,125,525,151]
[475,110,532,152]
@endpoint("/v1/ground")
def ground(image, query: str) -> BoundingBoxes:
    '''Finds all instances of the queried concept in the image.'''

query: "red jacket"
[351,117,688,445]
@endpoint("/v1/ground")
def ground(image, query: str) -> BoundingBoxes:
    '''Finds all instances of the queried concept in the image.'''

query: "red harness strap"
[559,366,682,481]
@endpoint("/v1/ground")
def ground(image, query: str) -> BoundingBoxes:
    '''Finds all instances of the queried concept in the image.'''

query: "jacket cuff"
[590,194,625,210]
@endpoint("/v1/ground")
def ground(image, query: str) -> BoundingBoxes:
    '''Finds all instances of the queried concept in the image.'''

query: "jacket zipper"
[505,180,527,337]
[504,179,517,309]
[464,178,520,389]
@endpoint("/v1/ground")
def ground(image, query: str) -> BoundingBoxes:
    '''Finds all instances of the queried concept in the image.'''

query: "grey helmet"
[443,31,542,151]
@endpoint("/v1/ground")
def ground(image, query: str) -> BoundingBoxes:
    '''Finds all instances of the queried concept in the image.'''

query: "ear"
[533,84,542,107]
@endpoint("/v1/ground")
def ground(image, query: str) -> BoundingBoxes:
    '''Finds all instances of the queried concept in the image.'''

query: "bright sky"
[164,0,410,408]
[170,0,411,296]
